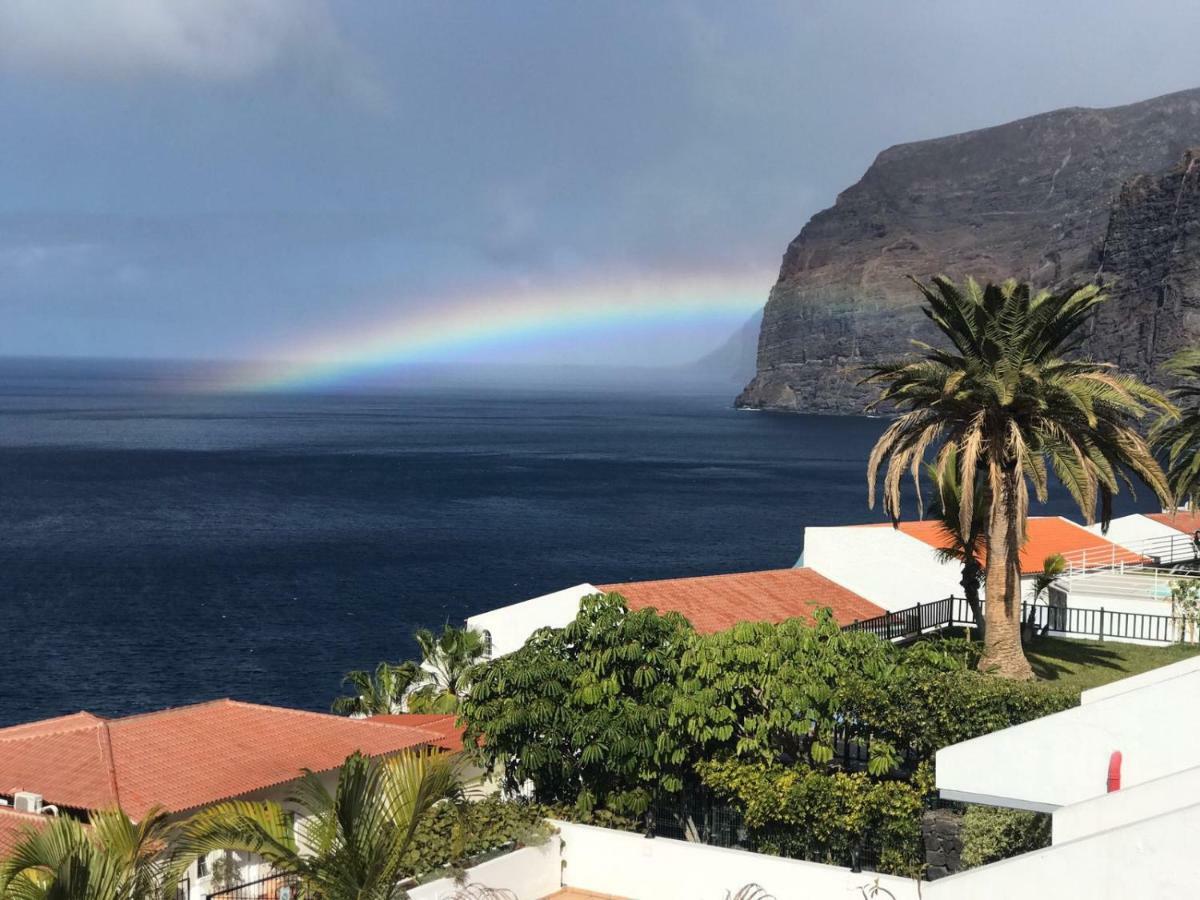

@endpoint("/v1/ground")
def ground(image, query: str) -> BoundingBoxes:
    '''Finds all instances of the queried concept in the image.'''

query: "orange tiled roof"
[878,516,1143,575]
[1147,510,1200,536]
[597,568,886,633]
[0,699,446,819]
[0,806,47,855]
[371,714,464,752]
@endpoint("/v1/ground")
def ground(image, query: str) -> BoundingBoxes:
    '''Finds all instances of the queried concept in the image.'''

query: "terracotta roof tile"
[0,807,47,856]
[0,700,445,818]
[0,712,105,739]
[883,516,1142,575]
[597,568,886,633]
[1147,510,1200,536]
[371,714,464,752]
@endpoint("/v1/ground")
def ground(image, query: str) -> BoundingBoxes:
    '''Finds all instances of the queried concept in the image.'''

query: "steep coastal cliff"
[737,87,1200,413]
[1086,149,1200,376]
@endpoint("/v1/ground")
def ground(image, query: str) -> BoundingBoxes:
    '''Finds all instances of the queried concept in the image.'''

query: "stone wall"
[922,808,964,881]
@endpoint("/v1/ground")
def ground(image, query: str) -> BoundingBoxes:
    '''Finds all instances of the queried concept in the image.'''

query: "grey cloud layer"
[1,1,1199,362]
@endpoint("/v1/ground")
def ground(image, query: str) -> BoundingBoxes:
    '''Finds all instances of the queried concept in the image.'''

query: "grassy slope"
[1025,636,1200,693]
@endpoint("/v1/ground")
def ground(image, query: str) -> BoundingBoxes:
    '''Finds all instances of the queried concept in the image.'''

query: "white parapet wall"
[407,842,561,900]
[465,583,600,658]
[1052,762,1200,844]
[402,809,1200,899]
[553,820,919,900]
[937,654,1200,811]
[1080,652,1200,704]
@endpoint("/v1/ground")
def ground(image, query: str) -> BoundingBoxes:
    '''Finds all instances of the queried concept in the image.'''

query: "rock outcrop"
[737,87,1200,413]
[1086,149,1200,377]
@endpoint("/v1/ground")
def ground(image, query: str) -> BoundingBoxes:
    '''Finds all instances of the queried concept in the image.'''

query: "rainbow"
[220,269,769,392]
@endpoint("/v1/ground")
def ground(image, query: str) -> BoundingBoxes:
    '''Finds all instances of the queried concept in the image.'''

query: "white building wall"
[178,770,342,900]
[553,821,918,900]
[801,526,962,612]
[1052,763,1200,844]
[936,657,1200,811]
[465,583,600,658]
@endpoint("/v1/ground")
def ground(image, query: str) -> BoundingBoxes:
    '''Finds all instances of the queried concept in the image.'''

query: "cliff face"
[737,87,1200,413]
[1086,150,1200,376]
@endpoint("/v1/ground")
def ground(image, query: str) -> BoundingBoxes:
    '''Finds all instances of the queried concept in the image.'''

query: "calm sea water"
[0,362,1151,726]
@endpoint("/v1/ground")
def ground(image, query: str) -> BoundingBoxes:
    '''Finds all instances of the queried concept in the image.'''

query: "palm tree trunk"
[962,561,984,640]
[980,468,1035,680]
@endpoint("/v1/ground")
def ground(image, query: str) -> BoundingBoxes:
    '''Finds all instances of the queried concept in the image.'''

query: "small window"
[196,854,208,878]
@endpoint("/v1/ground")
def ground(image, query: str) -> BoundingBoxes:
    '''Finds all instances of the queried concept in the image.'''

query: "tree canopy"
[462,592,694,815]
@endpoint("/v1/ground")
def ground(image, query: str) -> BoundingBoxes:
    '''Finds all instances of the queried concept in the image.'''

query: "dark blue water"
[0,362,1153,726]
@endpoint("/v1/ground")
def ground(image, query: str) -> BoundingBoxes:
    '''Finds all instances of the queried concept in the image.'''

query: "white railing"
[1059,532,1200,577]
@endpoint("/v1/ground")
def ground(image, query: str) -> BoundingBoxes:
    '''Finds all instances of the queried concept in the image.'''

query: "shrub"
[960,805,1051,868]
[697,759,925,877]
[401,797,554,878]
[854,668,1077,760]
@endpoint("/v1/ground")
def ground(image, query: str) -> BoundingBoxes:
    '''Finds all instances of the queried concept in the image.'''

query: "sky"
[2,1,1199,384]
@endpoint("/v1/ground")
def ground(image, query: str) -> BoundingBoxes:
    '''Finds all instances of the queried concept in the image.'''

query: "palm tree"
[331,661,423,717]
[408,626,491,714]
[925,446,988,638]
[866,277,1173,679]
[176,751,464,900]
[1152,349,1200,507]
[1024,552,1067,637]
[0,807,177,900]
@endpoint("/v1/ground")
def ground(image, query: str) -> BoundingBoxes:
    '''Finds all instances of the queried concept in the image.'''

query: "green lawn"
[1025,636,1200,693]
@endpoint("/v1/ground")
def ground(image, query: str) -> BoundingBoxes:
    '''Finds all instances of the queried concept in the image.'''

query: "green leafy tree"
[1152,349,1200,507]
[0,808,177,900]
[670,610,966,776]
[176,751,464,900]
[331,661,423,716]
[865,277,1172,679]
[408,625,492,714]
[925,445,989,638]
[461,592,694,815]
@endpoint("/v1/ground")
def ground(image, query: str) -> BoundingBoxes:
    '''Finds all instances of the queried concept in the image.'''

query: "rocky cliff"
[1086,149,1200,375]
[737,87,1200,413]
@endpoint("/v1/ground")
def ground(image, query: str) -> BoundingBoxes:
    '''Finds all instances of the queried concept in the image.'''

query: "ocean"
[0,361,1153,726]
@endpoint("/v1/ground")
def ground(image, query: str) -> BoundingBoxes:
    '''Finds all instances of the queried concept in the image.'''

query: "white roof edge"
[465,582,601,624]
[937,789,1060,814]
[1080,653,1200,704]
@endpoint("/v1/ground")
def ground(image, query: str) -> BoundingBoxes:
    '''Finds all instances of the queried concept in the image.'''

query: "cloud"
[0,0,361,82]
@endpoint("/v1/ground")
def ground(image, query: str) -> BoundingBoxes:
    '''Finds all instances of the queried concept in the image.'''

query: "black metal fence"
[651,790,751,849]
[206,873,306,900]
[1015,599,1188,643]
[844,597,955,641]
[845,595,1197,645]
